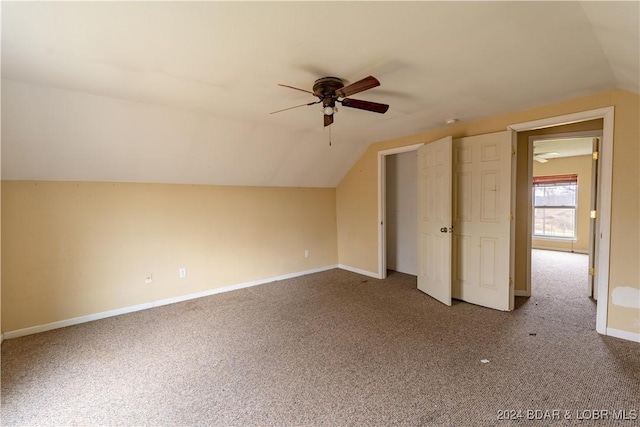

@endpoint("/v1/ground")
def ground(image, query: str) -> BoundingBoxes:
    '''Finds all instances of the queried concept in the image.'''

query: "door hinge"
[590,210,597,219]
[509,277,514,287]
[589,267,596,276]
[509,212,514,221]
[592,151,599,160]
[511,145,516,156]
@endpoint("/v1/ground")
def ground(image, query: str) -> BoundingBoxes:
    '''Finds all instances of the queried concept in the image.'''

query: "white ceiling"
[533,137,595,159]
[2,1,638,187]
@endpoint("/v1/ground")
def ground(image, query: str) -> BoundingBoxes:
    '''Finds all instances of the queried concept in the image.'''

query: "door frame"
[377,143,425,279]
[523,129,603,298]
[508,106,614,335]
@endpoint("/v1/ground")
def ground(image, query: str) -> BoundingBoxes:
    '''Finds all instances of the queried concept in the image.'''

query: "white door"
[417,136,452,305]
[452,131,513,311]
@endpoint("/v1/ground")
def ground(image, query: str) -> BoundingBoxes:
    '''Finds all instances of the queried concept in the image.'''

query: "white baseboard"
[338,264,381,279]
[515,290,531,297]
[3,265,339,340]
[6,264,638,345]
[606,327,640,343]
[532,246,589,254]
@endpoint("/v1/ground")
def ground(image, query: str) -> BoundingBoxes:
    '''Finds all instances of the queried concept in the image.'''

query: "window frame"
[532,174,578,240]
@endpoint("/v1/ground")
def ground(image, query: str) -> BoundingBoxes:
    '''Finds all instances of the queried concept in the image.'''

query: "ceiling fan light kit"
[272,75,389,128]
[322,105,337,116]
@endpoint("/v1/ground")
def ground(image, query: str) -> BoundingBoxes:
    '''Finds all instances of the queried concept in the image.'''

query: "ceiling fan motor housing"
[313,77,344,114]
[313,77,344,97]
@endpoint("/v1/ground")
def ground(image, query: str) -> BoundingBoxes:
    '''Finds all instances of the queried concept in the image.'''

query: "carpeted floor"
[1,250,639,426]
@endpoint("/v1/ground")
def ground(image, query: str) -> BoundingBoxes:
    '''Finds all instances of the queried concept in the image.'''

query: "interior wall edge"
[337,264,380,279]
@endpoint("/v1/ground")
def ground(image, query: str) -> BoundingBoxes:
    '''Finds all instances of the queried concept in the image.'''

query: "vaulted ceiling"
[2,1,638,187]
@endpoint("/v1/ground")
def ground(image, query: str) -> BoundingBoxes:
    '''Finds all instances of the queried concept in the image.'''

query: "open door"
[417,132,513,311]
[588,137,600,299]
[452,131,513,311]
[417,136,453,305]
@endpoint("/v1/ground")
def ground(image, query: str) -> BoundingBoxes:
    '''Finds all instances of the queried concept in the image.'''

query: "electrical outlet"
[179,267,187,278]
[145,274,153,284]
[304,249,309,258]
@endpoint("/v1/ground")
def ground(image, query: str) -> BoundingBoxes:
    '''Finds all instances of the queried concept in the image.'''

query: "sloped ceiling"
[2,1,638,187]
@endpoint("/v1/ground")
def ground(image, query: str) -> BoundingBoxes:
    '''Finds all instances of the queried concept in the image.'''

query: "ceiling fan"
[271,75,389,127]
[533,151,560,163]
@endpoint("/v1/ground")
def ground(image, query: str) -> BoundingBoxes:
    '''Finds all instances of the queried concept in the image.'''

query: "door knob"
[440,227,448,233]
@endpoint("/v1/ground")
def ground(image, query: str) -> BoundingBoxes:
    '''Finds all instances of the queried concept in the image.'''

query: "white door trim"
[508,106,614,335]
[377,143,425,279]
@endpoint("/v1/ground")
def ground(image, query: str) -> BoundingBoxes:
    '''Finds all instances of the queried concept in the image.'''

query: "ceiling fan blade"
[533,156,549,163]
[340,98,389,114]
[335,75,380,98]
[324,114,334,127]
[277,83,315,95]
[270,100,320,114]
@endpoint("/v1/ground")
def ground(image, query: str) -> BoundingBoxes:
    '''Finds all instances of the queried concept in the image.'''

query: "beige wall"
[1,182,338,332]
[2,90,638,338]
[532,155,592,253]
[336,89,639,336]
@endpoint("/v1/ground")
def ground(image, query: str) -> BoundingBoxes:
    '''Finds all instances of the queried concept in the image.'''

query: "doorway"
[385,150,418,276]
[378,132,515,312]
[509,107,614,335]
[376,108,613,334]
[377,143,423,279]
[528,130,602,301]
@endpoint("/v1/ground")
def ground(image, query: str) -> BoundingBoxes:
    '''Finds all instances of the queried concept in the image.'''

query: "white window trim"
[533,178,578,240]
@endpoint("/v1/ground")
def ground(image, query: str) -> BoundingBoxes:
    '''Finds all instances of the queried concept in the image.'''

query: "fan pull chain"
[329,125,332,147]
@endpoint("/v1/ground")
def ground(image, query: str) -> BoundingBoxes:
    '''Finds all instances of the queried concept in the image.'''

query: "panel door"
[452,131,512,311]
[417,136,452,306]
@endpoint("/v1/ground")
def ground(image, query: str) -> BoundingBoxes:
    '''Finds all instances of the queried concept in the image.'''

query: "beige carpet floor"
[2,250,639,426]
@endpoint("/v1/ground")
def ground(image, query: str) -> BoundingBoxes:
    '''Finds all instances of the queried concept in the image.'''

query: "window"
[533,174,577,239]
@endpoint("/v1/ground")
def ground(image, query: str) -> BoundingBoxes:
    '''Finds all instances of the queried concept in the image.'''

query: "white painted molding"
[606,328,640,343]
[2,265,339,340]
[531,246,589,254]
[6,263,639,344]
[509,130,518,310]
[507,107,614,132]
[514,290,531,297]
[338,264,381,279]
[378,143,425,157]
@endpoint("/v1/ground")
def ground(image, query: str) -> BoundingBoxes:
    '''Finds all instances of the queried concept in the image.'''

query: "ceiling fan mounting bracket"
[312,77,344,98]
